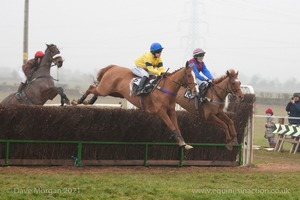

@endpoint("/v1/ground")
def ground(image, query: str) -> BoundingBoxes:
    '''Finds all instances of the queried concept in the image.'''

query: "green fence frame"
[0,140,243,167]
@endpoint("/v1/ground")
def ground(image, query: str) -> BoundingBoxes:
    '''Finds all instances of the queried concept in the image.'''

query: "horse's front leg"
[157,109,193,150]
[56,87,70,106]
[168,109,183,139]
[72,85,97,105]
[217,112,238,145]
[45,87,70,106]
[169,109,193,150]
[209,114,233,151]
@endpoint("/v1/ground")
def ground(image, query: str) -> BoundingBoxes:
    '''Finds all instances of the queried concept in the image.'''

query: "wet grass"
[253,149,300,165]
[1,150,299,200]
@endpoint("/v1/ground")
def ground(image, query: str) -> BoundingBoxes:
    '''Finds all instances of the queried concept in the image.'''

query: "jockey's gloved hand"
[207,79,212,84]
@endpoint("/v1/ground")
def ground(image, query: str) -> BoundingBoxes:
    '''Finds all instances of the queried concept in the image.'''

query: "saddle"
[131,76,159,96]
[184,88,195,99]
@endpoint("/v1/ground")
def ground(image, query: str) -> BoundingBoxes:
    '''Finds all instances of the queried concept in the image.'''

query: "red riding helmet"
[265,108,273,115]
[35,51,44,58]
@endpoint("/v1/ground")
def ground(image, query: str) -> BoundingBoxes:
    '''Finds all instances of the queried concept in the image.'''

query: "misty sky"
[1,0,300,85]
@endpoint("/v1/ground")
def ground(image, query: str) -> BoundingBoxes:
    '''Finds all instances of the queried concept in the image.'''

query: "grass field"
[1,150,299,200]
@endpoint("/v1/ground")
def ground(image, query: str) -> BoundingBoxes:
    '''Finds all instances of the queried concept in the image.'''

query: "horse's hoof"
[178,141,187,147]
[225,145,233,151]
[225,141,233,151]
[71,99,78,106]
[232,139,239,146]
[65,98,70,105]
[82,100,88,105]
[184,145,194,150]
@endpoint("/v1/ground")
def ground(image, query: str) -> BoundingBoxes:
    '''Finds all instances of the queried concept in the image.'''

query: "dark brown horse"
[176,69,244,150]
[72,62,196,149]
[1,44,70,106]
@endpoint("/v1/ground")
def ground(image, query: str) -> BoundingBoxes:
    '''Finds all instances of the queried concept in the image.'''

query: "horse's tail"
[97,65,116,81]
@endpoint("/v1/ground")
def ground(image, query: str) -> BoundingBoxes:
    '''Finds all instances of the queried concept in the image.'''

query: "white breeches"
[18,67,26,83]
[196,78,205,86]
[131,66,149,78]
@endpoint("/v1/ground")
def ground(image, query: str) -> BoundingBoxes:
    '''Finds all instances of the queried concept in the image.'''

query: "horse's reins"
[206,78,241,105]
[28,75,58,84]
[226,81,242,95]
[154,67,195,97]
[49,46,62,81]
[140,68,191,111]
[150,68,177,96]
[208,86,226,105]
[167,68,196,90]
[215,78,241,97]
[154,76,179,97]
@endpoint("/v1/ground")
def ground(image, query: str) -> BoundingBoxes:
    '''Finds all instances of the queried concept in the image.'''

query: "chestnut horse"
[1,44,70,106]
[72,62,196,150]
[176,69,244,150]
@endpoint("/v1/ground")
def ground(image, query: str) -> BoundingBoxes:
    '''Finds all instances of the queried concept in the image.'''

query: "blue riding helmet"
[150,43,164,53]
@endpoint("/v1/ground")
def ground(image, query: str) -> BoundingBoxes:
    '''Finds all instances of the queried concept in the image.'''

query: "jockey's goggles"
[195,53,205,57]
[154,49,163,54]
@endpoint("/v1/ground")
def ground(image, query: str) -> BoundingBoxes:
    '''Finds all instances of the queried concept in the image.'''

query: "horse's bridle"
[205,77,242,106]
[154,67,196,97]
[213,77,241,97]
[48,45,60,58]
[48,45,63,67]
[164,67,196,92]
[225,78,242,96]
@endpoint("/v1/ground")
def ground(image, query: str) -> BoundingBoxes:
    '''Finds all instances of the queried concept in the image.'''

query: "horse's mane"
[213,69,237,84]
[170,67,183,75]
[213,74,227,84]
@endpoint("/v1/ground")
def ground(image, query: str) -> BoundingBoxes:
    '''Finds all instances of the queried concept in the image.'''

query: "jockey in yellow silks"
[132,42,166,95]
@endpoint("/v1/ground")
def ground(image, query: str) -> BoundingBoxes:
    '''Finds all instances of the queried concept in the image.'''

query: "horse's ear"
[236,70,239,76]
[46,43,50,48]
[185,61,190,68]
[226,70,230,76]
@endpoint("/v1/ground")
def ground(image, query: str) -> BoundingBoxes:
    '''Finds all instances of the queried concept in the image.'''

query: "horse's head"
[184,61,197,94]
[226,69,244,99]
[170,61,197,96]
[44,44,63,68]
[160,62,196,97]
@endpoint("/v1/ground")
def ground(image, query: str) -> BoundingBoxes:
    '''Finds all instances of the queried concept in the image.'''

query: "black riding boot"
[199,82,208,103]
[15,82,25,100]
[136,76,149,95]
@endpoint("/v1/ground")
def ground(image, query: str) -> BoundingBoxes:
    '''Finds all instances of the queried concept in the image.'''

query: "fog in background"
[1,0,300,93]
